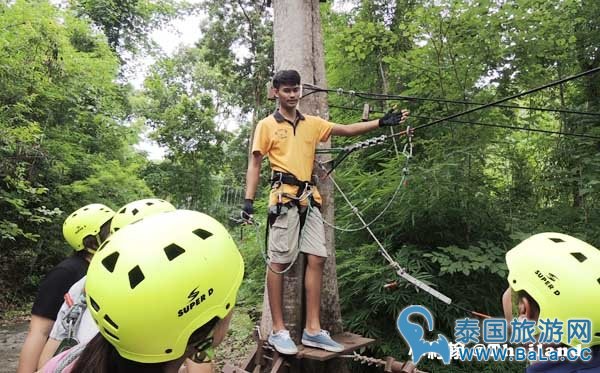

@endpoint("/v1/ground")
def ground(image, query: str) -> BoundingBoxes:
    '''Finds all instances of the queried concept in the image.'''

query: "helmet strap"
[84,234,103,255]
[191,337,214,363]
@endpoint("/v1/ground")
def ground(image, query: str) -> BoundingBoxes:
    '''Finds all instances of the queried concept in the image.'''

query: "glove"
[241,198,254,220]
[378,109,408,127]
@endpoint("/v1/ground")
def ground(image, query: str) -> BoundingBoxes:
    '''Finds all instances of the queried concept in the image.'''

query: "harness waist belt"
[270,171,313,189]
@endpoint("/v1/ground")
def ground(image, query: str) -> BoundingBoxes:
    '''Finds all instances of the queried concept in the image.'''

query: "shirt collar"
[273,109,305,124]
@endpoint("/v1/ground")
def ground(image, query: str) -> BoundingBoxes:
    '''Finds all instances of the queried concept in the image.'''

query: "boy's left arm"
[331,109,410,137]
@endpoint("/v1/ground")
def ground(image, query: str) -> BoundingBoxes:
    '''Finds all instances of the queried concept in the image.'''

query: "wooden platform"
[222,331,376,373]
[295,332,375,361]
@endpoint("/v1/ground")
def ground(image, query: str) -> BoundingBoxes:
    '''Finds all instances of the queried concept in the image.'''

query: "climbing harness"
[234,171,319,275]
[54,292,87,356]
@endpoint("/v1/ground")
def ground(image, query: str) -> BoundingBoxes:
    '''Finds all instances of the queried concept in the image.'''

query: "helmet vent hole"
[226,303,230,310]
[83,207,89,211]
[102,252,120,273]
[193,228,213,240]
[119,207,126,214]
[595,332,600,337]
[165,349,173,354]
[113,227,120,232]
[89,297,100,312]
[132,208,139,216]
[103,327,120,341]
[570,252,587,263]
[129,265,145,289]
[146,202,154,206]
[164,244,185,261]
[549,237,565,243]
[104,314,119,330]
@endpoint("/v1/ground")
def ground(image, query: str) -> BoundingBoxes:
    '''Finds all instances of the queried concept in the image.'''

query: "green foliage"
[3,3,600,373]
[320,1,600,371]
[425,242,507,278]
[73,0,193,55]
[135,0,274,213]
[0,0,152,310]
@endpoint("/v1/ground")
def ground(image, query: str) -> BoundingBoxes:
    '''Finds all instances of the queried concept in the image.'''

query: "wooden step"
[295,332,375,361]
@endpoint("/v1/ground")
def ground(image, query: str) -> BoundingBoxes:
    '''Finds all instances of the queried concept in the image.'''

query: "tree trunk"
[259,1,345,371]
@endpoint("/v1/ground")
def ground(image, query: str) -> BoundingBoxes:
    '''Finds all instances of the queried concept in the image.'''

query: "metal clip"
[402,125,413,159]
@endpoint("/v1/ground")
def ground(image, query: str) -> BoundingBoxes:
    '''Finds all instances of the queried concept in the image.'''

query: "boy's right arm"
[242,152,263,218]
[245,152,263,201]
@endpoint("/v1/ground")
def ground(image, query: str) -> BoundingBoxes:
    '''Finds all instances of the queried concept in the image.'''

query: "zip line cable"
[313,67,600,171]
[303,85,600,118]
[327,104,600,140]
[412,66,600,131]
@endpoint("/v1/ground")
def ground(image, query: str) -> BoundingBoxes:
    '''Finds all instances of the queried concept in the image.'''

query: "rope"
[327,170,453,304]
[327,104,600,140]
[312,136,411,232]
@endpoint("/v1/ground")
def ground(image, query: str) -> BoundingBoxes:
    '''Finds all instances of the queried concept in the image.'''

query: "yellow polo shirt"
[252,110,335,206]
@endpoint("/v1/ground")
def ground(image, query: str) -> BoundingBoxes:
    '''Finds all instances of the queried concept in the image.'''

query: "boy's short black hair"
[273,70,301,88]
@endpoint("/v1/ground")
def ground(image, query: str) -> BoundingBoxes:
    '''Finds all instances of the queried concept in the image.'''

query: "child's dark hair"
[272,70,301,88]
[71,317,219,373]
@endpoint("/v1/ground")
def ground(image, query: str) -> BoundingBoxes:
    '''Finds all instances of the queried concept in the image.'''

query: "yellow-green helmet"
[62,204,115,251]
[85,210,244,363]
[506,232,600,347]
[110,198,175,234]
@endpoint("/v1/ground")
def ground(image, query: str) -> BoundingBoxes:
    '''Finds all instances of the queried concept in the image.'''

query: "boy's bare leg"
[267,262,288,331]
[304,254,325,333]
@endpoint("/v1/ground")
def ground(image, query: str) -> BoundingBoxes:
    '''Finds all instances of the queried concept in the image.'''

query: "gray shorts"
[268,205,327,264]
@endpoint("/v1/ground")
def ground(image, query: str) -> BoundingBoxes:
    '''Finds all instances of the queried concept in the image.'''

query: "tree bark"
[259,1,345,371]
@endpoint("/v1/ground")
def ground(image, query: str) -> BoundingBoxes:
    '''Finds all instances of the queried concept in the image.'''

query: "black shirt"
[31,254,89,320]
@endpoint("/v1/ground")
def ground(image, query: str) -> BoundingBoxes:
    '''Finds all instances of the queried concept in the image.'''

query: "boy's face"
[275,84,301,111]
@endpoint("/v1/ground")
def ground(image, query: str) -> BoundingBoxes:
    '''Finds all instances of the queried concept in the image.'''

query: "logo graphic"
[177,287,214,317]
[394,305,592,364]
[275,128,288,139]
[397,305,451,364]
[535,270,560,295]
[188,287,199,302]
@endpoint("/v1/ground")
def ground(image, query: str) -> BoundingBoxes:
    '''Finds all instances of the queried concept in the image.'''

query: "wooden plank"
[240,345,258,370]
[295,332,375,362]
